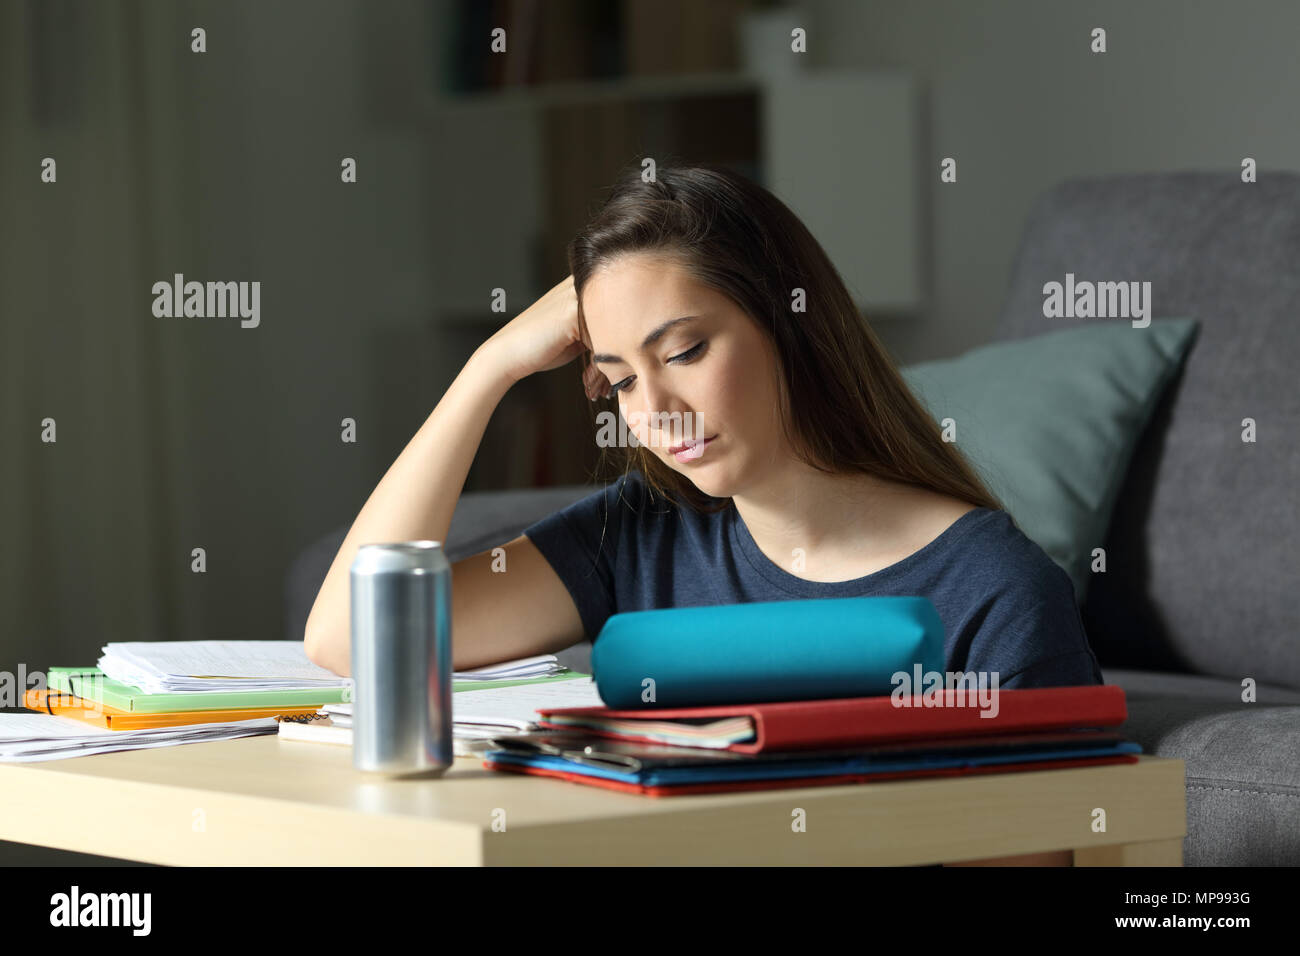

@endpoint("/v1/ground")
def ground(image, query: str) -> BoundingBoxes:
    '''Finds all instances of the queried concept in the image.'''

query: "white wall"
[806,0,1300,363]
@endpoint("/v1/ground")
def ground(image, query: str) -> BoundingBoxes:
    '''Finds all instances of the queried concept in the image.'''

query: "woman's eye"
[669,341,706,364]
[608,342,706,396]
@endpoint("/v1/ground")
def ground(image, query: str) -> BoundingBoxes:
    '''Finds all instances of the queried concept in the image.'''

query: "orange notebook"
[24,688,323,730]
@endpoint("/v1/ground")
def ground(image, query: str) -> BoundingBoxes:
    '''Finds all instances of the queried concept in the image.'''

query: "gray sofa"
[287,171,1300,866]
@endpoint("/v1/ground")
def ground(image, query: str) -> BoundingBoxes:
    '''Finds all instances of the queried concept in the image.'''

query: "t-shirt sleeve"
[521,473,636,643]
[961,558,1105,690]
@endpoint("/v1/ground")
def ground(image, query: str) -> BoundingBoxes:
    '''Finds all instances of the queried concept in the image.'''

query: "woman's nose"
[633,387,692,445]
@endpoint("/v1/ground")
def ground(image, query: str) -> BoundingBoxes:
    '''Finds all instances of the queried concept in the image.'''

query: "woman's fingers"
[583,362,611,401]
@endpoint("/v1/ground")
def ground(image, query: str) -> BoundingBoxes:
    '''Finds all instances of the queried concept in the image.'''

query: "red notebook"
[536,684,1128,754]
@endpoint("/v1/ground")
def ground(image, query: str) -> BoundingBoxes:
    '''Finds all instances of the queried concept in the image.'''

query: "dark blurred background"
[2,0,1298,862]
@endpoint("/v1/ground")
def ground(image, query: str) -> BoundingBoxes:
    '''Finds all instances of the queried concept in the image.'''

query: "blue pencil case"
[590,596,945,709]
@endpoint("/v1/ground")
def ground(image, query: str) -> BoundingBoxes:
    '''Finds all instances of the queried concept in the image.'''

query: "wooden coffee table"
[0,735,1185,865]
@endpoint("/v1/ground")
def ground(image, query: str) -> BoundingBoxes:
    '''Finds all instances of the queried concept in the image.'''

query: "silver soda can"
[350,541,453,776]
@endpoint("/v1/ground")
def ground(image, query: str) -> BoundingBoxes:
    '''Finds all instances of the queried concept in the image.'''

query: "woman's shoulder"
[913,496,983,542]
[896,492,991,560]
[911,496,1071,591]
[950,508,1077,607]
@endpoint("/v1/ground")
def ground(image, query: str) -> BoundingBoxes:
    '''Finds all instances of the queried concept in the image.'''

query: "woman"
[304,163,1102,698]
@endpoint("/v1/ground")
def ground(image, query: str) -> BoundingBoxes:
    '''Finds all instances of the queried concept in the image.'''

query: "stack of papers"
[0,714,277,762]
[96,642,563,694]
[280,675,607,753]
[7,642,594,763]
[453,654,565,681]
[98,641,349,694]
[324,674,605,735]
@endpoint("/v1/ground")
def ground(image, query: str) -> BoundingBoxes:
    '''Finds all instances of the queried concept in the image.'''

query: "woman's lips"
[671,435,717,462]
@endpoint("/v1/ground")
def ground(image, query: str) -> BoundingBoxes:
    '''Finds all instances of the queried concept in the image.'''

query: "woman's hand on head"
[581,354,612,402]
[479,274,611,400]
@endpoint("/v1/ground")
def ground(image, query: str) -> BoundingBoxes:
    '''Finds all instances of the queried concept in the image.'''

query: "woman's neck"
[731,465,973,582]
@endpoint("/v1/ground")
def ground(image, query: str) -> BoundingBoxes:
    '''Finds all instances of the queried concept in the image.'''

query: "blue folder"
[484,741,1144,789]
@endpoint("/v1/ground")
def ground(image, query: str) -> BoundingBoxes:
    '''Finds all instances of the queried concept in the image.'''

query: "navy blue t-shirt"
[522,470,1103,690]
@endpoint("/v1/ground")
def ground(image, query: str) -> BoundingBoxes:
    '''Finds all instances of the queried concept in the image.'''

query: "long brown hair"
[570,161,1003,516]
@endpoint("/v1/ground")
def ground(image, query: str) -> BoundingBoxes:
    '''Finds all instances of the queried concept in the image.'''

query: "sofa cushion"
[995,173,1300,688]
[1102,667,1300,865]
[901,318,1197,603]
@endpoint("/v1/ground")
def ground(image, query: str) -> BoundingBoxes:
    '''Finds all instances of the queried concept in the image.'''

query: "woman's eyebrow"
[591,315,702,365]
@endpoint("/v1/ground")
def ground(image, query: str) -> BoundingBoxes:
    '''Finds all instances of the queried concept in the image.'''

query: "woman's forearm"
[303,344,516,676]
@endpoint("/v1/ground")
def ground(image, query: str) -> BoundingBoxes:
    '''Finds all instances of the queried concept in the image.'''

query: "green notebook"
[47,667,589,714]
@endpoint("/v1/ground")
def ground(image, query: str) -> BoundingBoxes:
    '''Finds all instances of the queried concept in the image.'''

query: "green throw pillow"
[901,317,1199,601]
